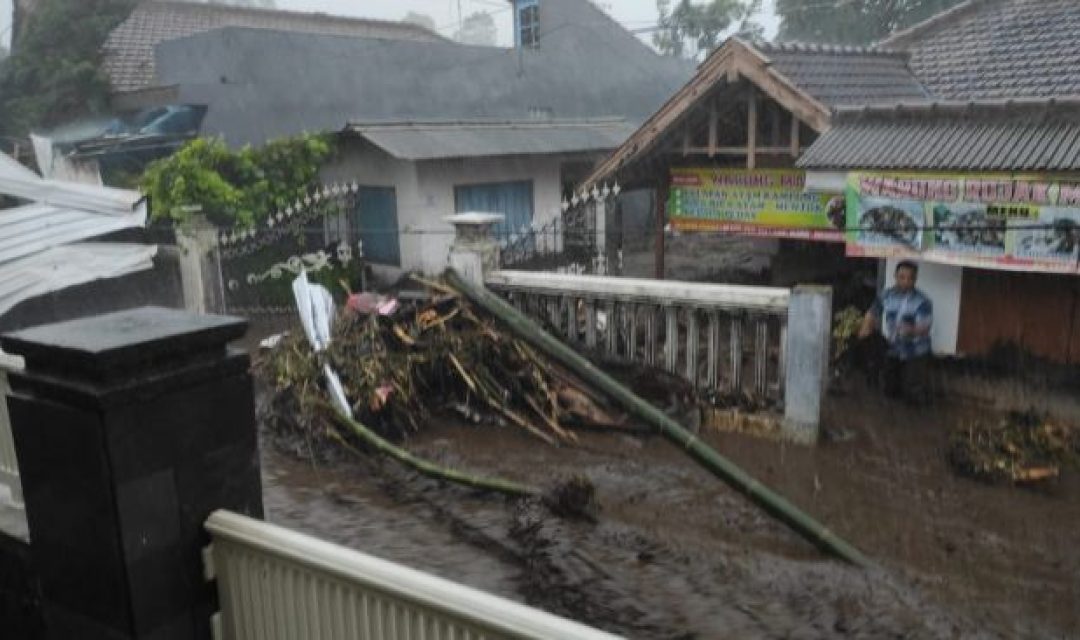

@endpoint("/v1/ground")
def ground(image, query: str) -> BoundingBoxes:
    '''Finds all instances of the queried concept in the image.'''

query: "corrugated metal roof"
[347,120,639,161]
[0,153,154,316]
[103,0,444,93]
[797,100,1080,171]
[0,243,158,317]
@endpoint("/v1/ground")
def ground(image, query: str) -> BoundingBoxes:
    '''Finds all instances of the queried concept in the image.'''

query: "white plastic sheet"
[291,271,352,417]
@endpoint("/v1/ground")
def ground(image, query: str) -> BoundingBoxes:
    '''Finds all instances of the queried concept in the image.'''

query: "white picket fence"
[204,510,622,640]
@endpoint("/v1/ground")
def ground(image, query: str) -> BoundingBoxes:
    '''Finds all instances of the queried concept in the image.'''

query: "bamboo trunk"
[330,407,537,498]
[446,269,870,567]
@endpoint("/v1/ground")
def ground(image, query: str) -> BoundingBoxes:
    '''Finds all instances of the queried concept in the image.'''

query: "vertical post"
[176,214,226,315]
[565,296,577,342]
[730,315,743,393]
[605,300,618,356]
[645,306,658,366]
[783,285,833,444]
[654,181,669,281]
[445,212,504,287]
[2,307,262,639]
[707,100,718,158]
[746,91,758,170]
[686,309,700,387]
[585,299,598,349]
[706,311,720,388]
[664,306,679,373]
[626,304,638,361]
[790,114,801,158]
[754,318,768,398]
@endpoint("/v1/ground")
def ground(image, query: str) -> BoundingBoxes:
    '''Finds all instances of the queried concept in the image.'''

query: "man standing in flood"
[858,260,933,403]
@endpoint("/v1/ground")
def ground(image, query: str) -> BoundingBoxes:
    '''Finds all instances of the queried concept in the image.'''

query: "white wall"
[885,258,963,355]
[324,141,566,275]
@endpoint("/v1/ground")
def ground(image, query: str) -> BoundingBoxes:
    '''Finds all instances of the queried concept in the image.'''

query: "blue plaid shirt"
[871,287,933,360]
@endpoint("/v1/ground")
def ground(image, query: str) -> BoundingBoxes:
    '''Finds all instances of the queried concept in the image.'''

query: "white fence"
[204,510,622,640]
[0,352,23,507]
[486,270,794,403]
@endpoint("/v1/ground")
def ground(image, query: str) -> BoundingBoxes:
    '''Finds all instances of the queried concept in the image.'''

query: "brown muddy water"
[260,387,1080,639]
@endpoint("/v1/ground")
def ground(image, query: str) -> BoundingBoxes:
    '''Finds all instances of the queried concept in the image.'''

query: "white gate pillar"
[445,213,504,286]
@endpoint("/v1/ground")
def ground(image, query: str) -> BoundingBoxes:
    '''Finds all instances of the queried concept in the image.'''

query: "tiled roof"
[882,0,1080,100]
[797,99,1080,171]
[755,42,931,107]
[102,1,444,93]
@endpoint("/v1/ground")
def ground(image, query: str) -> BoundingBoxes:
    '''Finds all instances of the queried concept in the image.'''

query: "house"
[119,0,690,276]
[581,0,1080,363]
[795,0,1080,363]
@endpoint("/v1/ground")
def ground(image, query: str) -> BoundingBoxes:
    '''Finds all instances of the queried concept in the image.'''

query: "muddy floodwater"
[260,387,1080,639]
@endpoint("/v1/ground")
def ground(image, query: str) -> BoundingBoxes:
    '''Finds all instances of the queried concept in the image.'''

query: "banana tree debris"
[947,411,1080,484]
[260,275,628,449]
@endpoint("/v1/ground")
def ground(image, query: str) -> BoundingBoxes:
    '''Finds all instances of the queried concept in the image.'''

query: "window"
[454,180,534,242]
[517,0,539,48]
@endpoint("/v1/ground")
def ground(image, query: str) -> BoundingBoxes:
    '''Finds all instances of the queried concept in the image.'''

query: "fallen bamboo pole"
[446,269,870,567]
[328,405,538,498]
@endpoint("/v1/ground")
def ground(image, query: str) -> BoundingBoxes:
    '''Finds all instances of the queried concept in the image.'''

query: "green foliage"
[654,0,757,59]
[139,134,335,227]
[776,0,966,45]
[0,0,137,136]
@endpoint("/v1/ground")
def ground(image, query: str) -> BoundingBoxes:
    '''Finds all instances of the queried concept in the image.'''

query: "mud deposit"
[260,388,1080,638]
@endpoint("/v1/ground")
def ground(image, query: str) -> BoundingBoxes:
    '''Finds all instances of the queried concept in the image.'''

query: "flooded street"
[260,385,1079,638]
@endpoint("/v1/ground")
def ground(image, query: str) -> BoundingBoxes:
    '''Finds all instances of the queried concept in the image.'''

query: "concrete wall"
[323,139,566,274]
[885,258,962,356]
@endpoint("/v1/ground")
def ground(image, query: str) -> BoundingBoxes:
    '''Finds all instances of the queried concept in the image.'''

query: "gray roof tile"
[894,0,1080,100]
[755,42,931,107]
[102,1,443,93]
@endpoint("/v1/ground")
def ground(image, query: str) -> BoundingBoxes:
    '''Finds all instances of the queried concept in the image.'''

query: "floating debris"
[947,411,1080,484]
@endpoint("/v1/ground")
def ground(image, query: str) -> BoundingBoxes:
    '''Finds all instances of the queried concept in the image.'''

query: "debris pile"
[947,411,1080,484]
[259,277,626,450]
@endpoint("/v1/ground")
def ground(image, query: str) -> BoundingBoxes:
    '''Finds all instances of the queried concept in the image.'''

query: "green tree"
[0,0,136,136]
[454,11,497,47]
[140,134,335,227]
[654,0,757,59]
[776,0,966,45]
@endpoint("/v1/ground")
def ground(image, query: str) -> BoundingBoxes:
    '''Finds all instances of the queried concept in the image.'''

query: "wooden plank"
[708,100,718,158]
[746,91,758,170]
[686,309,700,386]
[585,299,598,349]
[655,180,669,281]
[605,300,618,356]
[790,114,801,158]
[706,311,720,388]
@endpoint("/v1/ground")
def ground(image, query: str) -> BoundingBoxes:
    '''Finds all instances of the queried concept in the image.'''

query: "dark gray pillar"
[1,307,262,640]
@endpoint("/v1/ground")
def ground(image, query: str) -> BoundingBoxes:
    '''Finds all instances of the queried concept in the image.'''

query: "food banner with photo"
[668,169,844,242]
[846,172,1080,274]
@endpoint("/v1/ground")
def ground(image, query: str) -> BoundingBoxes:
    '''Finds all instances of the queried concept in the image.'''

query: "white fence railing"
[486,270,793,403]
[0,352,24,507]
[204,510,622,640]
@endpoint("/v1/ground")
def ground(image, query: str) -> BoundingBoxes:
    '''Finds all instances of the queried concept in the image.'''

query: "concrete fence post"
[176,214,226,315]
[782,285,833,444]
[445,212,504,286]
[1,307,263,639]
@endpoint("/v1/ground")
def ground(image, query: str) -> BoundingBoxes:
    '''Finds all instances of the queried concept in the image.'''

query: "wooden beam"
[708,99,718,158]
[790,114,801,158]
[655,179,669,281]
[746,91,758,170]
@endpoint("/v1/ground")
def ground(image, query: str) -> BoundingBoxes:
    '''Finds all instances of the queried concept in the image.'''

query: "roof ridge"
[138,0,443,38]
[877,0,993,49]
[754,40,908,57]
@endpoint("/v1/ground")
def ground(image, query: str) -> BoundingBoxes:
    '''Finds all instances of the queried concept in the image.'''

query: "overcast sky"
[0,0,779,50]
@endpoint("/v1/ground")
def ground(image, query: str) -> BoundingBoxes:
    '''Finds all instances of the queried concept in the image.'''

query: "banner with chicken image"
[846,172,1080,274]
